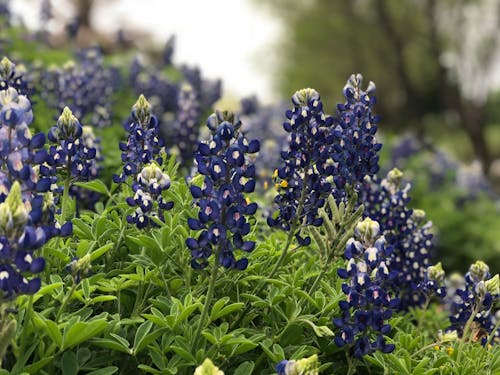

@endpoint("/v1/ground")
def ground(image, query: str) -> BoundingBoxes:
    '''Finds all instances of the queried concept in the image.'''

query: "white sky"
[11,0,282,103]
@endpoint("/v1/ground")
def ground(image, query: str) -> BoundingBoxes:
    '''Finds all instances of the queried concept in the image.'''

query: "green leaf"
[74,180,110,197]
[296,319,334,337]
[44,318,62,349]
[133,321,153,354]
[170,346,196,362]
[33,282,64,302]
[90,243,114,261]
[90,295,117,304]
[62,351,78,375]
[86,367,119,375]
[62,319,108,351]
[234,361,255,375]
[23,357,54,373]
[91,338,131,354]
[210,302,244,321]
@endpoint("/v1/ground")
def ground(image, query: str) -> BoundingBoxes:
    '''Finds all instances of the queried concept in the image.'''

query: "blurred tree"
[259,0,500,176]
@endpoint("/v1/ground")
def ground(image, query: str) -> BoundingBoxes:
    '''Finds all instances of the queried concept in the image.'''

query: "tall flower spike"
[114,95,165,183]
[69,126,103,209]
[0,86,67,300]
[40,48,116,127]
[0,87,64,244]
[332,74,381,200]
[361,168,434,309]
[267,88,335,244]
[186,110,259,270]
[47,107,97,182]
[334,217,398,358]
[446,261,499,345]
[161,83,202,169]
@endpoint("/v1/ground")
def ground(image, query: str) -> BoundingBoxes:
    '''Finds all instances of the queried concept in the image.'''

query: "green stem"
[308,249,337,296]
[457,302,481,363]
[56,282,78,322]
[192,261,218,350]
[417,297,431,330]
[60,162,72,223]
[346,351,356,375]
[486,319,500,347]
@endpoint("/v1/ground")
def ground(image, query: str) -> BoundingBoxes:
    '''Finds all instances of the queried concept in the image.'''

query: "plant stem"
[192,260,218,350]
[56,282,78,323]
[346,351,356,375]
[60,162,72,223]
[417,297,431,330]
[456,302,481,363]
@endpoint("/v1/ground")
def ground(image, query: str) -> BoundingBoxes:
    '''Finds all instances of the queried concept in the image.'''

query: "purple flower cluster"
[47,107,98,183]
[115,95,173,228]
[125,162,173,228]
[161,83,202,168]
[0,57,32,98]
[334,218,398,358]
[446,261,499,345]
[361,168,434,309]
[331,74,381,198]
[41,48,117,127]
[267,88,334,245]
[0,87,69,298]
[113,95,164,184]
[69,125,102,208]
[186,110,259,270]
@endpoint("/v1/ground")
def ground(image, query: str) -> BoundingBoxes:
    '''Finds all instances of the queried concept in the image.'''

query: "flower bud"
[291,88,320,107]
[355,217,380,244]
[437,329,458,342]
[0,57,15,80]
[485,274,499,295]
[194,358,224,375]
[469,260,490,282]
[427,262,445,283]
[132,94,152,125]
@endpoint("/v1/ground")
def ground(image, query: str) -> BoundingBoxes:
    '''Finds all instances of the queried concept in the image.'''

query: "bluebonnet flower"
[361,168,434,309]
[47,107,98,183]
[0,57,32,98]
[40,48,116,127]
[418,262,447,300]
[130,58,179,116]
[239,95,259,116]
[0,88,69,299]
[160,83,201,169]
[275,354,319,375]
[334,218,398,358]
[113,95,164,183]
[446,261,499,345]
[180,65,221,110]
[186,110,259,270]
[331,74,381,199]
[267,88,335,245]
[69,126,103,209]
[125,161,173,228]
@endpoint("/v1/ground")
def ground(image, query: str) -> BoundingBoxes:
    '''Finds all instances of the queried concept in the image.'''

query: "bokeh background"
[2,0,500,272]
